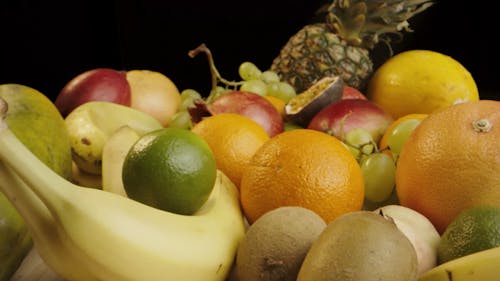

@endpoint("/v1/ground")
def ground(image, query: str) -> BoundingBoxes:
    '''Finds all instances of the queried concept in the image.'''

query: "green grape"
[278,82,297,102]
[179,89,203,111]
[343,142,361,160]
[266,81,280,96]
[387,119,421,159]
[179,98,193,111]
[360,143,375,155]
[260,70,280,84]
[266,81,297,103]
[238,61,262,81]
[180,89,202,101]
[361,152,396,203]
[345,128,373,148]
[240,79,267,96]
[168,110,192,130]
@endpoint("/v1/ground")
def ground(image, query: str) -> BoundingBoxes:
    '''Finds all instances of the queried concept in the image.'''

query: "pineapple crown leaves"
[325,0,434,50]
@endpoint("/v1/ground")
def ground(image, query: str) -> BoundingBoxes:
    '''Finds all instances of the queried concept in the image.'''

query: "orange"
[264,95,286,117]
[379,113,428,158]
[367,50,479,119]
[240,129,364,224]
[396,100,500,234]
[191,113,270,188]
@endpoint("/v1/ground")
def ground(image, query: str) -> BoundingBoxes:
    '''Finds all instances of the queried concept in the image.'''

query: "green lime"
[122,127,217,215]
[437,205,500,264]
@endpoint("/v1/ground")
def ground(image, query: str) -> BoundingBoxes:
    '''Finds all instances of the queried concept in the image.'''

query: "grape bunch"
[168,89,202,130]
[342,128,396,206]
[169,61,297,130]
[343,118,423,209]
[237,62,297,103]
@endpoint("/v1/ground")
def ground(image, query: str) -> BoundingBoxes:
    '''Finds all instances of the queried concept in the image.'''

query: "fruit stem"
[472,118,493,133]
[188,43,242,102]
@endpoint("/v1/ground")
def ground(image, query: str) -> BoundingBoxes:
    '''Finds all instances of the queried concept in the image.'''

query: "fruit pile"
[1,1,499,281]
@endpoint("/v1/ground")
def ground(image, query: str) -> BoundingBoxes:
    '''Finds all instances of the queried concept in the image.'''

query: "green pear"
[65,101,163,175]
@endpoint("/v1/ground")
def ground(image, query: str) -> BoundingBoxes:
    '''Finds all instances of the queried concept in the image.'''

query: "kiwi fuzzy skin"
[297,211,419,281]
[235,206,327,281]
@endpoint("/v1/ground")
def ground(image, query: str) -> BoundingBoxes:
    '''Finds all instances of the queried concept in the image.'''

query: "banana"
[0,192,32,281]
[101,125,140,197]
[418,247,500,281]
[0,156,99,281]
[65,101,163,175]
[10,247,65,281]
[0,98,246,281]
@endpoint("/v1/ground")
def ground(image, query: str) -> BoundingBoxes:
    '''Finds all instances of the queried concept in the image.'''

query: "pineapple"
[270,0,434,94]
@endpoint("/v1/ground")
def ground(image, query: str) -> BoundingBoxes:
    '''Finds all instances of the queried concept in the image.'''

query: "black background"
[1,0,497,101]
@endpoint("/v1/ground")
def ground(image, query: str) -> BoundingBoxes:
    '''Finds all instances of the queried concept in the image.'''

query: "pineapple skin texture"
[270,23,373,94]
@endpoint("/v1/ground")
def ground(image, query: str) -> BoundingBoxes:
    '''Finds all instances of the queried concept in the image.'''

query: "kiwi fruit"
[297,210,418,281]
[235,206,326,281]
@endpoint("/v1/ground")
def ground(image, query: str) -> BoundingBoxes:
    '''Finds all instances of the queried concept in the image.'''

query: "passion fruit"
[284,75,343,127]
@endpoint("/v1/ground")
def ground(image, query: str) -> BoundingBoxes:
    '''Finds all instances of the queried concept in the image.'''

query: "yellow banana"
[65,101,163,175]
[0,98,245,281]
[0,160,99,281]
[418,247,500,281]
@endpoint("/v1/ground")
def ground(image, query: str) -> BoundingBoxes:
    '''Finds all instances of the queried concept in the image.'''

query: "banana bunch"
[418,247,500,281]
[0,98,246,281]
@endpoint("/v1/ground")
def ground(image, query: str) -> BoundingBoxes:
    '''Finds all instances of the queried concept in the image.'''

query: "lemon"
[122,127,217,215]
[367,50,479,119]
[437,205,500,264]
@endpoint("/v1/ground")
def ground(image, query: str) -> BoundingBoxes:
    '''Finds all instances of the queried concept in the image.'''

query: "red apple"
[307,99,393,144]
[55,68,131,116]
[189,91,284,137]
[342,85,368,100]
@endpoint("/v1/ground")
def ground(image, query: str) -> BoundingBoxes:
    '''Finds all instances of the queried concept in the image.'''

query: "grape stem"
[188,43,242,102]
